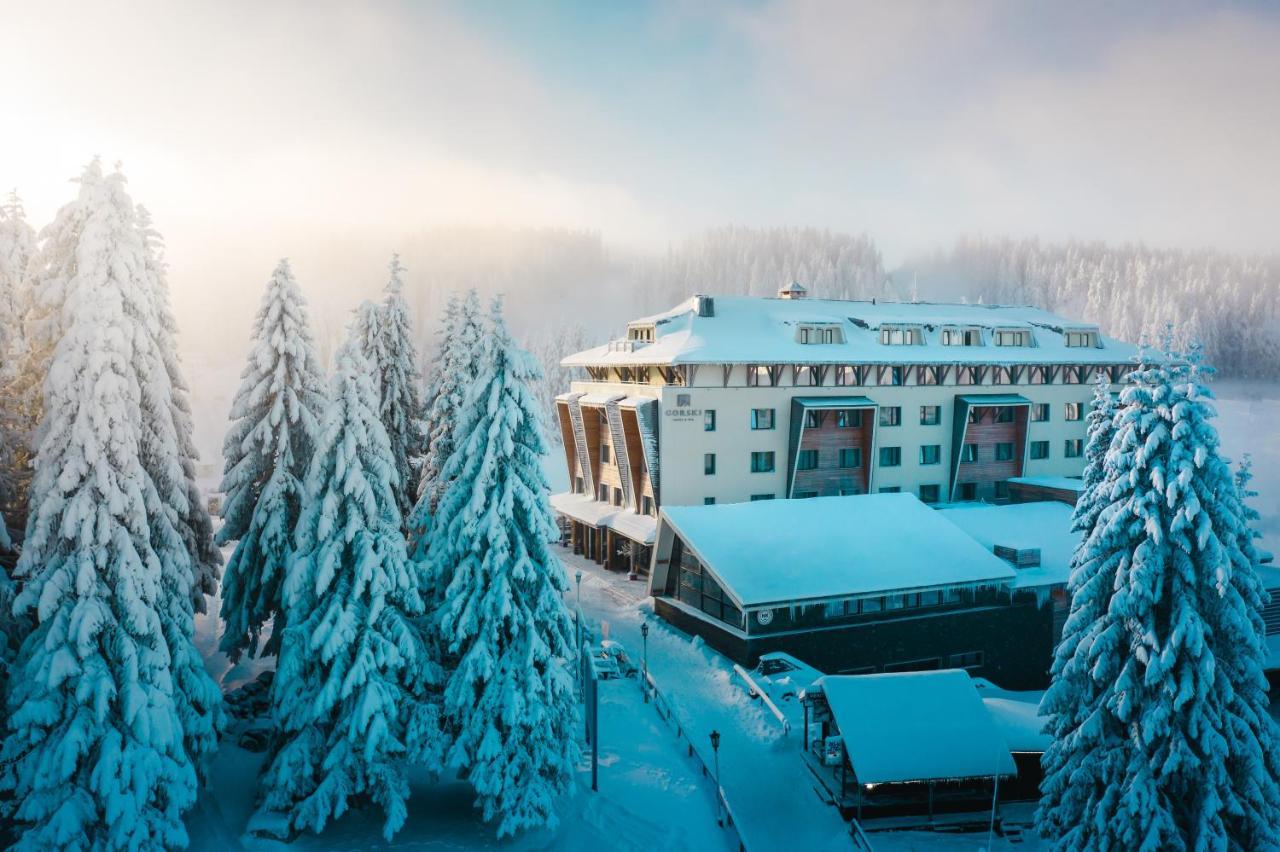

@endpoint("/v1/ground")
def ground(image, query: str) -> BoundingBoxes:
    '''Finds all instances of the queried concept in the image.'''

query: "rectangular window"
[879,486,901,494]
[1065,331,1096,348]
[836,409,863,428]
[704,410,716,431]
[598,483,609,502]
[919,405,941,426]
[794,490,819,499]
[642,495,654,515]
[746,365,773,387]
[796,449,819,471]
[575,476,584,494]
[919,484,941,504]
[992,367,1012,385]
[995,442,1015,461]
[749,493,775,502]
[879,406,901,427]
[862,597,884,613]
[886,594,906,610]
[704,453,716,475]
[949,651,984,669]
[1031,403,1050,422]
[996,407,1015,423]
[919,444,941,465]
[750,451,775,473]
[917,365,939,386]
[957,482,977,501]
[613,487,623,506]
[886,366,904,386]
[804,410,821,428]
[834,365,862,386]
[1030,366,1048,384]
[600,443,611,464]
[879,446,902,467]
[838,447,862,468]
[750,408,775,430]
[919,590,941,607]
[994,480,1010,501]
[1064,402,1083,421]
[995,329,1029,347]
[956,366,976,385]
[1030,440,1049,460]
[961,443,978,463]
[1065,438,1084,458]
[704,497,716,505]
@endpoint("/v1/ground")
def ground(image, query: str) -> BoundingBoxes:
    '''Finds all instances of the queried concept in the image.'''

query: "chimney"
[694,294,715,317]
[778,282,808,299]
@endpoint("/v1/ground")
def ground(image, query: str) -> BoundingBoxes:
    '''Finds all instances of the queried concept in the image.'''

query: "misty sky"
[4,0,1279,268]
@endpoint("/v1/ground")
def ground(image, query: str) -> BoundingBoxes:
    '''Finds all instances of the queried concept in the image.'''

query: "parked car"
[600,639,638,678]
[749,652,824,704]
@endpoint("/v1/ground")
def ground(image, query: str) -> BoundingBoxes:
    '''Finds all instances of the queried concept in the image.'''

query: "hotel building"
[552,284,1138,576]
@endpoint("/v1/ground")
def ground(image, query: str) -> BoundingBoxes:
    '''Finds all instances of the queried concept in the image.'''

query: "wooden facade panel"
[791,409,874,497]
[956,406,1028,487]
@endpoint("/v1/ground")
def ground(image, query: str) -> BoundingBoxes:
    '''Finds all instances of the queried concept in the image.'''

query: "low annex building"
[648,492,1061,688]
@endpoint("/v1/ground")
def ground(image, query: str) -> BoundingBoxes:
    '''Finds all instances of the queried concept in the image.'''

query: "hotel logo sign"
[665,393,702,423]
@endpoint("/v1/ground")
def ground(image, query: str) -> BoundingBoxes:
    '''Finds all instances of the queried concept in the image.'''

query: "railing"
[642,668,750,852]
[731,664,792,736]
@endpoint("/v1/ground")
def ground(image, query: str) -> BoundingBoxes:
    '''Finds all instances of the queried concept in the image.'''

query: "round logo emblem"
[756,609,774,626]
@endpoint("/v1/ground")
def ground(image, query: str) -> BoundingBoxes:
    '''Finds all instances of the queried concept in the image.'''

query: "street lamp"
[640,621,650,703]
[710,730,722,826]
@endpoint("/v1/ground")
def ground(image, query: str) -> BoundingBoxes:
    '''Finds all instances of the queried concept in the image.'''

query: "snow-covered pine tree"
[1037,338,1280,850]
[0,164,199,850]
[427,297,578,837]
[258,338,440,840]
[138,205,222,613]
[0,190,38,539]
[375,255,426,520]
[217,259,328,662]
[408,288,483,556]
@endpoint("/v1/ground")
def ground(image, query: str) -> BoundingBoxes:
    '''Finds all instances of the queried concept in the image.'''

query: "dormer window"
[627,324,656,343]
[796,323,844,345]
[994,328,1032,347]
[1064,329,1100,348]
[879,325,922,345]
[941,327,983,346]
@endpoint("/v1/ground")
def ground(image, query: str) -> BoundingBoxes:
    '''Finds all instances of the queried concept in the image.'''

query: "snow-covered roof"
[550,492,657,544]
[939,501,1079,589]
[563,295,1137,367]
[982,697,1051,753]
[817,671,1017,784]
[1008,475,1086,493]
[660,493,1016,609]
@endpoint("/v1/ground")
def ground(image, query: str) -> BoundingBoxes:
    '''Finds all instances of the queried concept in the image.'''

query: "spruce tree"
[0,190,43,540]
[427,297,578,837]
[217,259,327,661]
[0,164,199,850]
[374,255,426,520]
[1037,340,1280,850]
[409,288,482,555]
[258,339,440,840]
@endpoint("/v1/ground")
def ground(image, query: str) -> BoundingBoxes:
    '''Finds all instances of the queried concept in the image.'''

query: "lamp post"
[574,570,583,695]
[640,622,650,703]
[710,730,722,826]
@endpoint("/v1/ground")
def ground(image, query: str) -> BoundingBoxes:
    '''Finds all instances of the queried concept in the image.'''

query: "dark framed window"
[746,365,773,387]
[961,443,978,463]
[704,410,716,431]
[804,410,822,428]
[919,444,941,465]
[919,484,941,504]
[995,442,1015,461]
[996,407,1015,423]
[836,409,863,428]
[704,497,716,505]
[918,366,939,386]
[957,483,977,500]
[1031,403,1050,422]
[1064,402,1083,421]
[1065,438,1084,458]
[879,486,901,494]
[886,366,904,386]
[838,447,862,468]
[642,495,654,515]
[750,408,775,430]
[796,449,819,471]
[600,443,611,464]
[920,405,941,425]
[879,446,902,467]
[994,481,1010,501]
[834,365,862,386]
[750,451,775,473]
[879,406,901,427]
[750,493,775,501]
[795,490,819,499]
[704,453,716,475]
[1030,440,1050,460]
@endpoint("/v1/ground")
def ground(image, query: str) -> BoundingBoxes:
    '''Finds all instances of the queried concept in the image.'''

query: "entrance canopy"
[817,670,1017,784]
[551,492,657,545]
